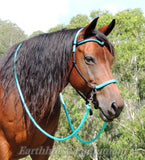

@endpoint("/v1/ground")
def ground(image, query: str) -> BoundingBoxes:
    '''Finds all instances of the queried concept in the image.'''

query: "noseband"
[72,28,117,109]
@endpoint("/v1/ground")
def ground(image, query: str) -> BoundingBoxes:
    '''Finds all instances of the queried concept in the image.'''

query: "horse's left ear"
[83,17,99,37]
[98,19,115,36]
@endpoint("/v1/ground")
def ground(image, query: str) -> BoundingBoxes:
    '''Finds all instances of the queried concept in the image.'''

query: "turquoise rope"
[60,93,108,143]
[72,28,83,52]
[77,39,104,46]
[95,79,117,90]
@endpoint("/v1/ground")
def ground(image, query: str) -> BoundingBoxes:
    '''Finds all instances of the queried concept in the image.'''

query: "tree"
[113,9,145,105]
[0,19,26,56]
[66,14,90,28]
[48,24,64,33]
[90,10,114,29]
[30,30,44,37]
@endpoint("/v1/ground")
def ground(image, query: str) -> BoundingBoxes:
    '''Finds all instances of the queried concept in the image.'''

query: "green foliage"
[138,78,145,100]
[48,24,64,33]
[30,30,44,37]
[90,10,114,29]
[0,19,26,56]
[66,14,90,28]
[1,8,145,160]
[107,106,145,160]
[112,9,145,103]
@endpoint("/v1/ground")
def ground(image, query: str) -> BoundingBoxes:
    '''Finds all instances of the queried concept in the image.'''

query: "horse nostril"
[107,102,124,119]
[108,102,119,118]
[111,102,118,112]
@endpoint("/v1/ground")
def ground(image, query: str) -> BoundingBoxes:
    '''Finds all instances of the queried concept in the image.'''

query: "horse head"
[69,17,124,122]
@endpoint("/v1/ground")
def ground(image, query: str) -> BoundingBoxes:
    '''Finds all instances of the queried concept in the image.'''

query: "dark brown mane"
[0,28,78,121]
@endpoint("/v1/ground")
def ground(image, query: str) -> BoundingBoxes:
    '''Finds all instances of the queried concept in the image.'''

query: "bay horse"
[0,17,124,160]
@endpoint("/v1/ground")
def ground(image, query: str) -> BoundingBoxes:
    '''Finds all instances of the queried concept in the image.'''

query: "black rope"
[76,90,93,116]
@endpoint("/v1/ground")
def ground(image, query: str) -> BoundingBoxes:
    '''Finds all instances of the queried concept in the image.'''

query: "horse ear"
[98,19,115,36]
[83,17,99,36]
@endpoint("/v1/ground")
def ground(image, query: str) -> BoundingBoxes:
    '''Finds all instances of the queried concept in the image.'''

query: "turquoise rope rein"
[60,93,108,143]
[14,43,108,143]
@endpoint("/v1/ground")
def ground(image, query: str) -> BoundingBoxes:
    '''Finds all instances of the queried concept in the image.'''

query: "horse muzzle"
[98,100,124,122]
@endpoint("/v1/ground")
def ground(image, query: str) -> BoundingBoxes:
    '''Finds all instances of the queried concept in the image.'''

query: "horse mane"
[0,27,114,122]
[0,28,78,121]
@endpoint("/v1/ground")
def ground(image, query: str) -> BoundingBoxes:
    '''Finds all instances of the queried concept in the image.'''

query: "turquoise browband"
[77,38,104,46]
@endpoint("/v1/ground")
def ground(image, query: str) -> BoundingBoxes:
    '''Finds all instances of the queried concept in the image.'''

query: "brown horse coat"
[0,18,123,160]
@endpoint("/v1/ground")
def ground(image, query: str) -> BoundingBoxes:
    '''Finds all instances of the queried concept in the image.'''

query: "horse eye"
[84,56,95,64]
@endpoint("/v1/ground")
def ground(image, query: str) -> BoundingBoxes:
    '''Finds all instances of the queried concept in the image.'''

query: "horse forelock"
[0,28,78,122]
[85,29,115,56]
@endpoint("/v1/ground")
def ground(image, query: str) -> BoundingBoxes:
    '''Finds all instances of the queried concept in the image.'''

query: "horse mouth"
[99,110,113,122]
